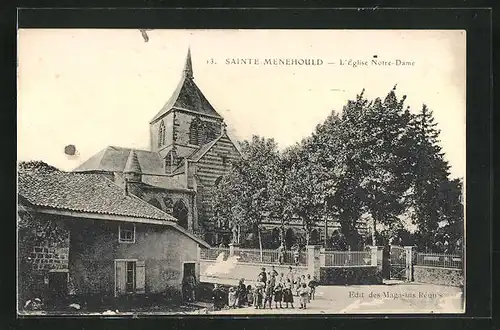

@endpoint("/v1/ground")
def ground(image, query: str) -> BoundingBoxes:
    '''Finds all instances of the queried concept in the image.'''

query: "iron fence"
[236,248,308,266]
[415,253,462,269]
[200,247,230,261]
[323,250,372,267]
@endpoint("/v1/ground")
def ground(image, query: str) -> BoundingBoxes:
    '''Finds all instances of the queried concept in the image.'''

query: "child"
[295,274,302,296]
[273,283,283,309]
[228,287,237,309]
[212,284,225,311]
[307,274,317,301]
[298,283,310,309]
[283,279,294,308]
[264,280,273,309]
[246,285,254,307]
[255,287,263,309]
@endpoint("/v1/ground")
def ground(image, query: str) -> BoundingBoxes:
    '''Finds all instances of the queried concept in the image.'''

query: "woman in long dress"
[283,278,294,308]
[236,278,247,307]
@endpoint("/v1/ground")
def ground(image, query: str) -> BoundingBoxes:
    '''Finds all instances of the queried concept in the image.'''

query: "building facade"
[17,162,210,306]
[73,49,241,245]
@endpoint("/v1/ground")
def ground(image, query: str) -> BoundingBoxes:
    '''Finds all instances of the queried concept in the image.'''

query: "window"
[115,260,145,296]
[119,224,135,243]
[221,155,228,166]
[158,121,165,147]
[126,261,136,293]
[189,117,204,145]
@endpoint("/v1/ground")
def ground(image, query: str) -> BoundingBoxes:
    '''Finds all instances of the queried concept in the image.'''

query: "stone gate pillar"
[307,245,320,279]
[370,246,384,273]
[404,246,416,282]
[319,247,326,267]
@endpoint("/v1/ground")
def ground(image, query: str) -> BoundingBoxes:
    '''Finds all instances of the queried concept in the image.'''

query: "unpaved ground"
[208,282,464,315]
[18,283,463,316]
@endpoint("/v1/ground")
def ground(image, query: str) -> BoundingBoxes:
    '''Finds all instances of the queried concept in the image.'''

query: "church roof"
[150,48,223,124]
[73,146,164,175]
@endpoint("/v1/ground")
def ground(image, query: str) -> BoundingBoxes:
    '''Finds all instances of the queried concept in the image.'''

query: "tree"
[406,104,454,251]
[280,139,326,246]
[359,87,415,246]
[211,136,281,258]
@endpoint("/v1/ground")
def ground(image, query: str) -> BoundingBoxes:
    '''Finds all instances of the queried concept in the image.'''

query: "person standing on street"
[277,243,285,264]
[258,267,267,289]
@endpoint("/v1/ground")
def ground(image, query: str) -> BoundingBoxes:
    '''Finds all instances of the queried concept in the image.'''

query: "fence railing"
[200,247,230,261]
[200,247,308,266]
[323,250,372,267]
[236,248,308,266]
[415,253,462,269]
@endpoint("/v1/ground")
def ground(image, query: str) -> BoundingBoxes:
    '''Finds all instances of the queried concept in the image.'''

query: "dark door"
[48,272,68,301]
[182,263,196,302]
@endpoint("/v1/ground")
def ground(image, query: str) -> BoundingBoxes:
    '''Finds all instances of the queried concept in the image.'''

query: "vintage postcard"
[17,29,466,315]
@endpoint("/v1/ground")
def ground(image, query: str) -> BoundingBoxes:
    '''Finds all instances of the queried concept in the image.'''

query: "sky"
[17,29,466,179]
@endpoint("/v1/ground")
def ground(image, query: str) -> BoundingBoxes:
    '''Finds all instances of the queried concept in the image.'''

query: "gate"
[389,245,407,280]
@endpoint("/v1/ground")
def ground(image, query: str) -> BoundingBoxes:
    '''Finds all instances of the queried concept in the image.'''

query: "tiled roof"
[150,50,222,123]
[18,162,175,222]
[73,146,164,175]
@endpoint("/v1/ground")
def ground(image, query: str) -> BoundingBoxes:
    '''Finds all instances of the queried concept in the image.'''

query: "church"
[74,49,241,246]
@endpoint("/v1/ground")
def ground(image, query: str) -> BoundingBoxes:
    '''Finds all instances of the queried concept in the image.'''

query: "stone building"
[73,49,241,245]
[18,161,209,306]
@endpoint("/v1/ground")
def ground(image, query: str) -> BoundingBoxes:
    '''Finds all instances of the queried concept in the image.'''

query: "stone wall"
[413,266,463,287]
[30,245,69,272]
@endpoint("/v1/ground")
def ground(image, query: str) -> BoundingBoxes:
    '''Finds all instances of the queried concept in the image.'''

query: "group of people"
[212,265,319,311]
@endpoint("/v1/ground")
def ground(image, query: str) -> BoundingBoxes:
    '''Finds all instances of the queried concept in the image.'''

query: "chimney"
[124,178,129,196]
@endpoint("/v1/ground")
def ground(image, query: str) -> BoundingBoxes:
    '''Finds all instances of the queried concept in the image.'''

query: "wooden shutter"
[115,261,126,297]
[136,260,146,294]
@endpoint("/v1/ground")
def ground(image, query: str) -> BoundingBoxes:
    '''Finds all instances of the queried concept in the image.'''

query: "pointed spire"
[183,47,194,80]
[124,149,142,174]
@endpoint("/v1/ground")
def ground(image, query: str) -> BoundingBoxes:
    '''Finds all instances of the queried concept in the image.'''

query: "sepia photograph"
[17,29,466,315]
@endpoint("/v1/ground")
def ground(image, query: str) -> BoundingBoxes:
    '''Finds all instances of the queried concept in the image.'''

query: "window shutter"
[115,261,126,297]
[136,260,146,294]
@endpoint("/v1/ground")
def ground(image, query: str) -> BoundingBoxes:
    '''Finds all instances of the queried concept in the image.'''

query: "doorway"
[48,272,68,302]
[182,262,196,302]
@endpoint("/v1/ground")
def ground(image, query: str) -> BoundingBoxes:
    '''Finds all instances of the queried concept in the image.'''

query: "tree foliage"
[210,87,464,253]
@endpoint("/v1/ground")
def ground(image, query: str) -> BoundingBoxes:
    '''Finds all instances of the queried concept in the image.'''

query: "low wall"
[413,266,463,287]
[319,266,383,285]
[200,260,309,285]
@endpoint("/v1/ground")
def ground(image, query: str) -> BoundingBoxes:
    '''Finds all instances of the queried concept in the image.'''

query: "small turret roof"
[124,149,142,174]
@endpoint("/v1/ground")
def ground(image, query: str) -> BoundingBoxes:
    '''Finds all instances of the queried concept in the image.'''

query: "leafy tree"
[279,139,327,246]
[211,136,280,256]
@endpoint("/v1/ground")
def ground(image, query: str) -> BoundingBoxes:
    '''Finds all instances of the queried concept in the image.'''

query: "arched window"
[173,200,189,230]
[189,117,203,145]
[147,198,162,210]
[158,121,165,147]
[164,198,174,214]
